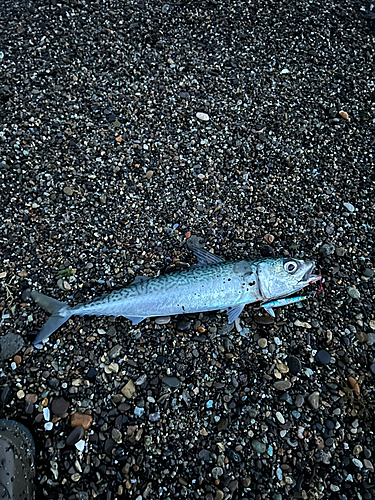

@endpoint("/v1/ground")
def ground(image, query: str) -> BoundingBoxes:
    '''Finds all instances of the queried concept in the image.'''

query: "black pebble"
[287,355,302,375]
[315,350,331,366]
[66,426,84,446]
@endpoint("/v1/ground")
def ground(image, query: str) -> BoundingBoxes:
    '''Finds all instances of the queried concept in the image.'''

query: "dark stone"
[176,318,191,331]
[287,355,302,375]
[315,350,331,366]
[66,426,84,446]
[86,367,97,380]
[162,376,180,388]
[51,397,69,416]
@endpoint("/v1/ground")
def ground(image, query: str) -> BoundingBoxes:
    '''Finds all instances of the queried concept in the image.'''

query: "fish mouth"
[301,262,321,285]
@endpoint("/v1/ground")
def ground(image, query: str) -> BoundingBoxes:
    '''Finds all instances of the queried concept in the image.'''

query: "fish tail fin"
[31,291,72,345]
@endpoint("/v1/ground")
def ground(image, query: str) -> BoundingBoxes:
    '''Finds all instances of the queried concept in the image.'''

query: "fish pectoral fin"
[263,306,275,317]
[226,304,245,324]
[132,275,151,284]
[125,316,146,325]
[191,246,225,266]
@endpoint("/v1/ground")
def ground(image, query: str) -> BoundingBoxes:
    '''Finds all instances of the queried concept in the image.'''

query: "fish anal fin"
[226,304,245,324]
[125,316,146,325]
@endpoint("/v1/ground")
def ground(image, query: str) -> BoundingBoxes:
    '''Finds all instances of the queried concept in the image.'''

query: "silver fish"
[31,246,320,345]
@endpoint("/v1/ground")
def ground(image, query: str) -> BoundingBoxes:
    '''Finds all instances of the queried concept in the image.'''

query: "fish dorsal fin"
[132,275,151,284]
[192,247,225,267]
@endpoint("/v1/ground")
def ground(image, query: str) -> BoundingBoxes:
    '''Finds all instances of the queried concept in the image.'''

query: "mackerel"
[31,245,320,345]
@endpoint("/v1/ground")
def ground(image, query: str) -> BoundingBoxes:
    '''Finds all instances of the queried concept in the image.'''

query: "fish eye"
[283,260,298,274]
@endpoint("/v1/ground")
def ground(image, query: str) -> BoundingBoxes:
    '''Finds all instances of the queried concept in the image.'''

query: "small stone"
[252,439,266,454]
[307,391,320,409]
[112,428,122,443]
[162,376,180,388]
[0,333,24,361]
[71,413,93,430]
[214,491,224,500]
[108,344,122,359]
[339,110,350,121]
[13,355,22,365]
[258,338,268,348]
[295,395,304,407]
[315,349,331,365]
[335,247,346,257]
[155,316,170,325]
[320,244,335,256]
[228,480,238,493]
[255,315,274,325]
[263,233,274,244]
[196,112,209,121]
[212,467,223,479]
[355,331,368,343]
[121,380,136,399]
[348,377,360,396]
[287,355,302,375]
[75,440,85,452]
[146,170,154,179]
[63,186,73,196]
[294,319,312,329]
[176,318,191,330]
[66,426,85,446]
[343,201,354,212]
[25,393,38,404]
[348,287,360,299]
[364,459,374,472]
[352,458,363,469]
[363,268,374,278]
[44,422,53,431]
[276,412,285,424]
[17,390,25,399]
[51,397,69,417]
[273,380,291,391]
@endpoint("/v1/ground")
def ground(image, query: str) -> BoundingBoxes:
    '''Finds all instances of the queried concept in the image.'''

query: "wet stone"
[108,344,122,359]
[162,376,180,388]
[273,380,292,391]
[315,349,331,365]
[320,244,335,256]
[51,397,69,417]
[0,333,24,361]
[348,287,361,299]
[71,413,93,429]
[176,317,191,330]
[252,440,266,454]
[66,426,84,446]
[255,315,274,325]
[308,391,320,409]
[287,355,302,375]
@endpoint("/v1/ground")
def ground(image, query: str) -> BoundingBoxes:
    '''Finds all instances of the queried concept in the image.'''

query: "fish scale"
[31,246,320,346]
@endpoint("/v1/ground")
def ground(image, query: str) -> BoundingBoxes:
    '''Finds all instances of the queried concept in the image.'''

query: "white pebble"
[276,411,285,424]
[196,112,209,122]
[44,422,53,431]
[75,440,85,452]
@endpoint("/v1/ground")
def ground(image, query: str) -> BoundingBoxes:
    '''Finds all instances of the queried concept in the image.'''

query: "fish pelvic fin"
[31,291,72,345]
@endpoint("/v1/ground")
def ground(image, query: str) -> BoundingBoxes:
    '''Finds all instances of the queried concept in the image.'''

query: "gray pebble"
[273,380,292,391]
[307,391,320,409]
[0,333,24,361]
[348,287,360,299]
[162,376,180,388]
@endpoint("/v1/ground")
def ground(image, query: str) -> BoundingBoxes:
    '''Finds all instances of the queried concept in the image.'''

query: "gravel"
[0,0,374,499]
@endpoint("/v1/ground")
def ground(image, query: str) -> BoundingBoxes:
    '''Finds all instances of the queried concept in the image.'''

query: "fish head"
[257,258,320,299]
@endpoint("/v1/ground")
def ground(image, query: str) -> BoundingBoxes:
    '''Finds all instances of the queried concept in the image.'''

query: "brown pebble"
[264,233,274,244]
[14,355,22,365]
[198,326,206,333]
[348,376,360,396]
[71,413,93,430]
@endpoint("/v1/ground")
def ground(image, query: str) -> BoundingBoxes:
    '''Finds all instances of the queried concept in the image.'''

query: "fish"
[31,245,321,345]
